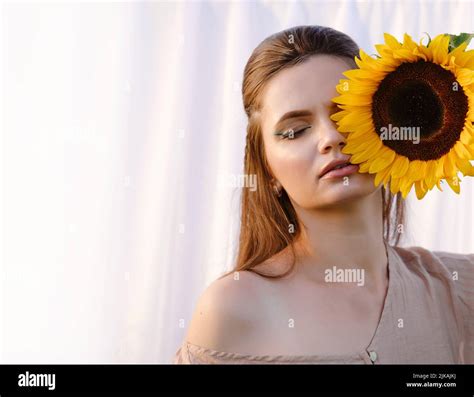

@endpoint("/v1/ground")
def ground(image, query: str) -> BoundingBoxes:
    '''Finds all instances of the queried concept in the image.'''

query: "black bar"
[0,364,473,395]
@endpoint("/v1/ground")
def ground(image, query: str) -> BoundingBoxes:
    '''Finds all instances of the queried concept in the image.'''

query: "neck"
[291,189,388,289]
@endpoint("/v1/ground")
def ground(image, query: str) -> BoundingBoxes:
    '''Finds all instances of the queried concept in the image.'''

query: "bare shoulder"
[185,270,268,352]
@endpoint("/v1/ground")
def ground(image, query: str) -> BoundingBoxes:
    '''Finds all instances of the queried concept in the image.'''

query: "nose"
[317,119,346,154]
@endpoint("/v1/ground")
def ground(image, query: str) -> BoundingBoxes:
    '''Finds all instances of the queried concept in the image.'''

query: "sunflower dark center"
[372,60,468,161]
[388,81,443,135]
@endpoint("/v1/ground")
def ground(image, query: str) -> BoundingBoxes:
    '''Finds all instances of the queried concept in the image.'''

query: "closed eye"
[275,125,312,140]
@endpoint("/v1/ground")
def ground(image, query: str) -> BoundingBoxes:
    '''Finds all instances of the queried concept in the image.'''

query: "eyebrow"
[273,103,339,131]
[274,110,312,130]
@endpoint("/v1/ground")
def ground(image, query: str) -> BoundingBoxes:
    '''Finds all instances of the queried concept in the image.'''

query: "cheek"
[266,144,315,188]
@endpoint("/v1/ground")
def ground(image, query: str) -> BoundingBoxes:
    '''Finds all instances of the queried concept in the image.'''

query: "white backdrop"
[1,0,473,364]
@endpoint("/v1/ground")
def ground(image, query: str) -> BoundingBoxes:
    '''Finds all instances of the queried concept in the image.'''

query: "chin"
[290,174,380,209]
[315,175,379,207]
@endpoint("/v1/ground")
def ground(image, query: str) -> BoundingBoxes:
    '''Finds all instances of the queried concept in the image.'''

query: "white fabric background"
[1,0,473,364]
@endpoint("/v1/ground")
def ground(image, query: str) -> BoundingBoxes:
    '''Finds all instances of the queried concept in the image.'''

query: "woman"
[174,25,473,364]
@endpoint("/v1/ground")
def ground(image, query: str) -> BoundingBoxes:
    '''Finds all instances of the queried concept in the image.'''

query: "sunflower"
[331,33,474,199]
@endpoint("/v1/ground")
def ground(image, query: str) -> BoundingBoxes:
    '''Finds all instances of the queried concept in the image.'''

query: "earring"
[271,180,282,197]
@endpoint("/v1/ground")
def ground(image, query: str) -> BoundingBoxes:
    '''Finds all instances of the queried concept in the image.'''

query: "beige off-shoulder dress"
[173,244,474,364]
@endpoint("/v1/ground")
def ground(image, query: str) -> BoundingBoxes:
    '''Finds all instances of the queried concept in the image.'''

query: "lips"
[319,159,352,178]
[320,163,359,179]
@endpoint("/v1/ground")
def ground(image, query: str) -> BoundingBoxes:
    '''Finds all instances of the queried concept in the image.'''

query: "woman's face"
[260,54,381,209]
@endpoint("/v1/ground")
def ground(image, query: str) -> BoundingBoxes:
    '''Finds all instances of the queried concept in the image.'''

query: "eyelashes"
[275,125,312,140]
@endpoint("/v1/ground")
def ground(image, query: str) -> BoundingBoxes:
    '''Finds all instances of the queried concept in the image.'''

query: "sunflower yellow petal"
[454,141,472,160]
[448,40,469,65]
[443,151,457,177]
[358,161,371,173]
[424,160,438,189]
[375,44,393,58]
[465,121,474,135]
[429,34,450,65]
[337,109,373,129]
[390,177,401,194]
[347,84,379,96]
[460,128,474,145]
[410,160,428,180]
[332,94,372,106]
[455,156,474,176]
[435,158,445,179]
[467,164,474,176]
[446,176,461,194]
[391,156,410,178]
[402,33,416,49]
[369,154,394,173]
[374,164,392,186]
[347,141,381,163]
[382,170,392,187]
[344,137,375,154]
[414,180,428,200]
[413,46,429,61]
[454,49,474,69]
[349,125,374,139]
[465,142,474,157]
[393,49,419,61]
[330,110,349,122]
[401,182,414,199]
[455,68,474,87]
[400,178,415,198]
[346,118,375,133]
[384,33,402,50]
[357,49,395,72]
[343,69,386,81]
[404,160,419,180]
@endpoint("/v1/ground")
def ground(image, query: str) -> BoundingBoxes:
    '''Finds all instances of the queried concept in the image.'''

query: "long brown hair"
[223,25,405,280]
